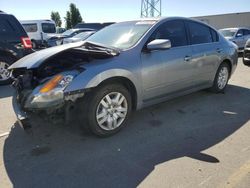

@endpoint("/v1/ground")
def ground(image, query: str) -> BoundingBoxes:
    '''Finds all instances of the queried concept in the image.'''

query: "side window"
[210,29,219,42]
[243,29,250,36]
[42,23,56,33]
[237,29,243,36]
[150,20,188,47]
[188,21,213,45]
[0,19,15,33]
[22,24,38,32]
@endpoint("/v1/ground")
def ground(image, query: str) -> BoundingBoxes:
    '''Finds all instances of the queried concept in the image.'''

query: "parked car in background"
[9,17,238,137]
[243,39,250,65]
[0,11,33,85]
[56,27,66,34]
[219,27,250,51]
[74,22,114,30]
[21,20,57,49]
[63,31,95,44]
[47,28,94,47]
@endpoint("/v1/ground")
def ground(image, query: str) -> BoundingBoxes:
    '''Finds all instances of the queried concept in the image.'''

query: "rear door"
[141,20,195,100]
[186,21,221,84]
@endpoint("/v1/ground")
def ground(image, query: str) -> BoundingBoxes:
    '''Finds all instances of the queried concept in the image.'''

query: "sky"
[1,0,250,26]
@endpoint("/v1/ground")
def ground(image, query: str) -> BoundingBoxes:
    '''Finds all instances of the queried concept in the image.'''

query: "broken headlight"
[25,74,74,109]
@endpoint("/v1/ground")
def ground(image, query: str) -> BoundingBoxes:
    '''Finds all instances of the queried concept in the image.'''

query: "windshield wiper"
[83,41,120,56]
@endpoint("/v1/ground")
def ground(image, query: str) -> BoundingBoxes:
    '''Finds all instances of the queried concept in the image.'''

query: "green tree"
[51,11,62,27]
[64,3,82,29]
[65,11,72,29]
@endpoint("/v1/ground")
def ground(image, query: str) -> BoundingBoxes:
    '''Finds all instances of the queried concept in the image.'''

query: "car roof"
[115,17,217,30]
[116,17,212,25]
[20,20,55,24]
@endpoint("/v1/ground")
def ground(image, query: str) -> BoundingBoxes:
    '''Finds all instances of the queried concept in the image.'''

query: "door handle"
[216,48,222,53]
[184,56,192,62]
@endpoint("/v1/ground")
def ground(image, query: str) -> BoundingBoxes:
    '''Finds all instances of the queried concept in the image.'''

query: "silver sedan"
[9,17,238,137]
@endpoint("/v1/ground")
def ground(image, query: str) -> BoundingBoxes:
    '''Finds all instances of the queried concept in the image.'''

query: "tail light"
[21,37,32,49]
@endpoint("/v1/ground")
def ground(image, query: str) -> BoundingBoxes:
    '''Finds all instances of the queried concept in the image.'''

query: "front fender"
[64,68,143,108]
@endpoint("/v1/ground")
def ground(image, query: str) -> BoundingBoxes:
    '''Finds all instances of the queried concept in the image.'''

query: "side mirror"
[147,39,171,51]
[236,33,243,38]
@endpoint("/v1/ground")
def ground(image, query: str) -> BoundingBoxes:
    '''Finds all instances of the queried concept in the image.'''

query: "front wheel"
[83,84,132,137]
[210,63,230,93]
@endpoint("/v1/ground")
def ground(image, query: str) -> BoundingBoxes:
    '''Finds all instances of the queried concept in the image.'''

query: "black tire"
[82,84,132,137]
[210,62,230,93]
[0,55,14,85]
[243,56,250,66]
[32,40,37,49]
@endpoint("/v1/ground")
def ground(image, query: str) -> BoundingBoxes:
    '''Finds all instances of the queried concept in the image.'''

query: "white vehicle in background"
[219,27,250,52]
[63,31,95,44]
[20,20,58,49]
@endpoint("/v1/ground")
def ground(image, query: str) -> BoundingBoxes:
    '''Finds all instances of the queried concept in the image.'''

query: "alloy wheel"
[217,66,229,90]
[0,62,11,81]
[96,92,128,131]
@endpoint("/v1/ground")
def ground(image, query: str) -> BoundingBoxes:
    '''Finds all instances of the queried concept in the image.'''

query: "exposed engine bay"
[10,45,119,128]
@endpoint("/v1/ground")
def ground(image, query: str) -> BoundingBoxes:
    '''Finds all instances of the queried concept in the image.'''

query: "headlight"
[40,74,74,93]
[25,74,74,109]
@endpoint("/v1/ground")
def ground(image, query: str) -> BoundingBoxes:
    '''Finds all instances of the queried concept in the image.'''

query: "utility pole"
[141,0,161,18]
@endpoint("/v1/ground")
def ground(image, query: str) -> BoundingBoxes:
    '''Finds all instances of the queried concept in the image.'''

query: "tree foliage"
[51,11,62,27]
[64,3,82,29]
[65,11,72,29]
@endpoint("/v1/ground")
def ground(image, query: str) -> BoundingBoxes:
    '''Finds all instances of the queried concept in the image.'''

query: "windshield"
[74,31,94,39]
[42,23,56,33]
[219,29,237,37]
[86,21,156,49]
[62,29,76,36]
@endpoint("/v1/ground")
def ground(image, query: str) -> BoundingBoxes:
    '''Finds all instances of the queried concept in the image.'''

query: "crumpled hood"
[9,41,85,70]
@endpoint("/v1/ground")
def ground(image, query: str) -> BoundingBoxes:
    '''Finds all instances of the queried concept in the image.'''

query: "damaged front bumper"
[11,71,86,130]
[12,88,86,130]
[12,90,31,130]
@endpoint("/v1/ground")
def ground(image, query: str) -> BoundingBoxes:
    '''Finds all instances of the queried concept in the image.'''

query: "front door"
[141,20,195,101]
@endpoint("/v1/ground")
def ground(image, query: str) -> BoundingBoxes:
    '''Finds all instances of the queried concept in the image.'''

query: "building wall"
[192,12,250,29]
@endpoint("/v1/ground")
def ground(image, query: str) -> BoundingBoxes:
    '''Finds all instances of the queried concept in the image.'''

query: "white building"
[193,12,250,29]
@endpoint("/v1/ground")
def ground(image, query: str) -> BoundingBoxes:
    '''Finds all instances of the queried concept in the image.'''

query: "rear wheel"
[210,62,230,93]
[83,84,132,137]
[0,55,14,85]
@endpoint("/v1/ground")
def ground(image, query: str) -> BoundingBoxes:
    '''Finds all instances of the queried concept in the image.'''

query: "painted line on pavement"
[0,132,10,138]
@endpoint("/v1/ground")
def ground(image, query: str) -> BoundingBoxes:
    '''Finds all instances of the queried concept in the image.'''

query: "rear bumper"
[12,91,31,129]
